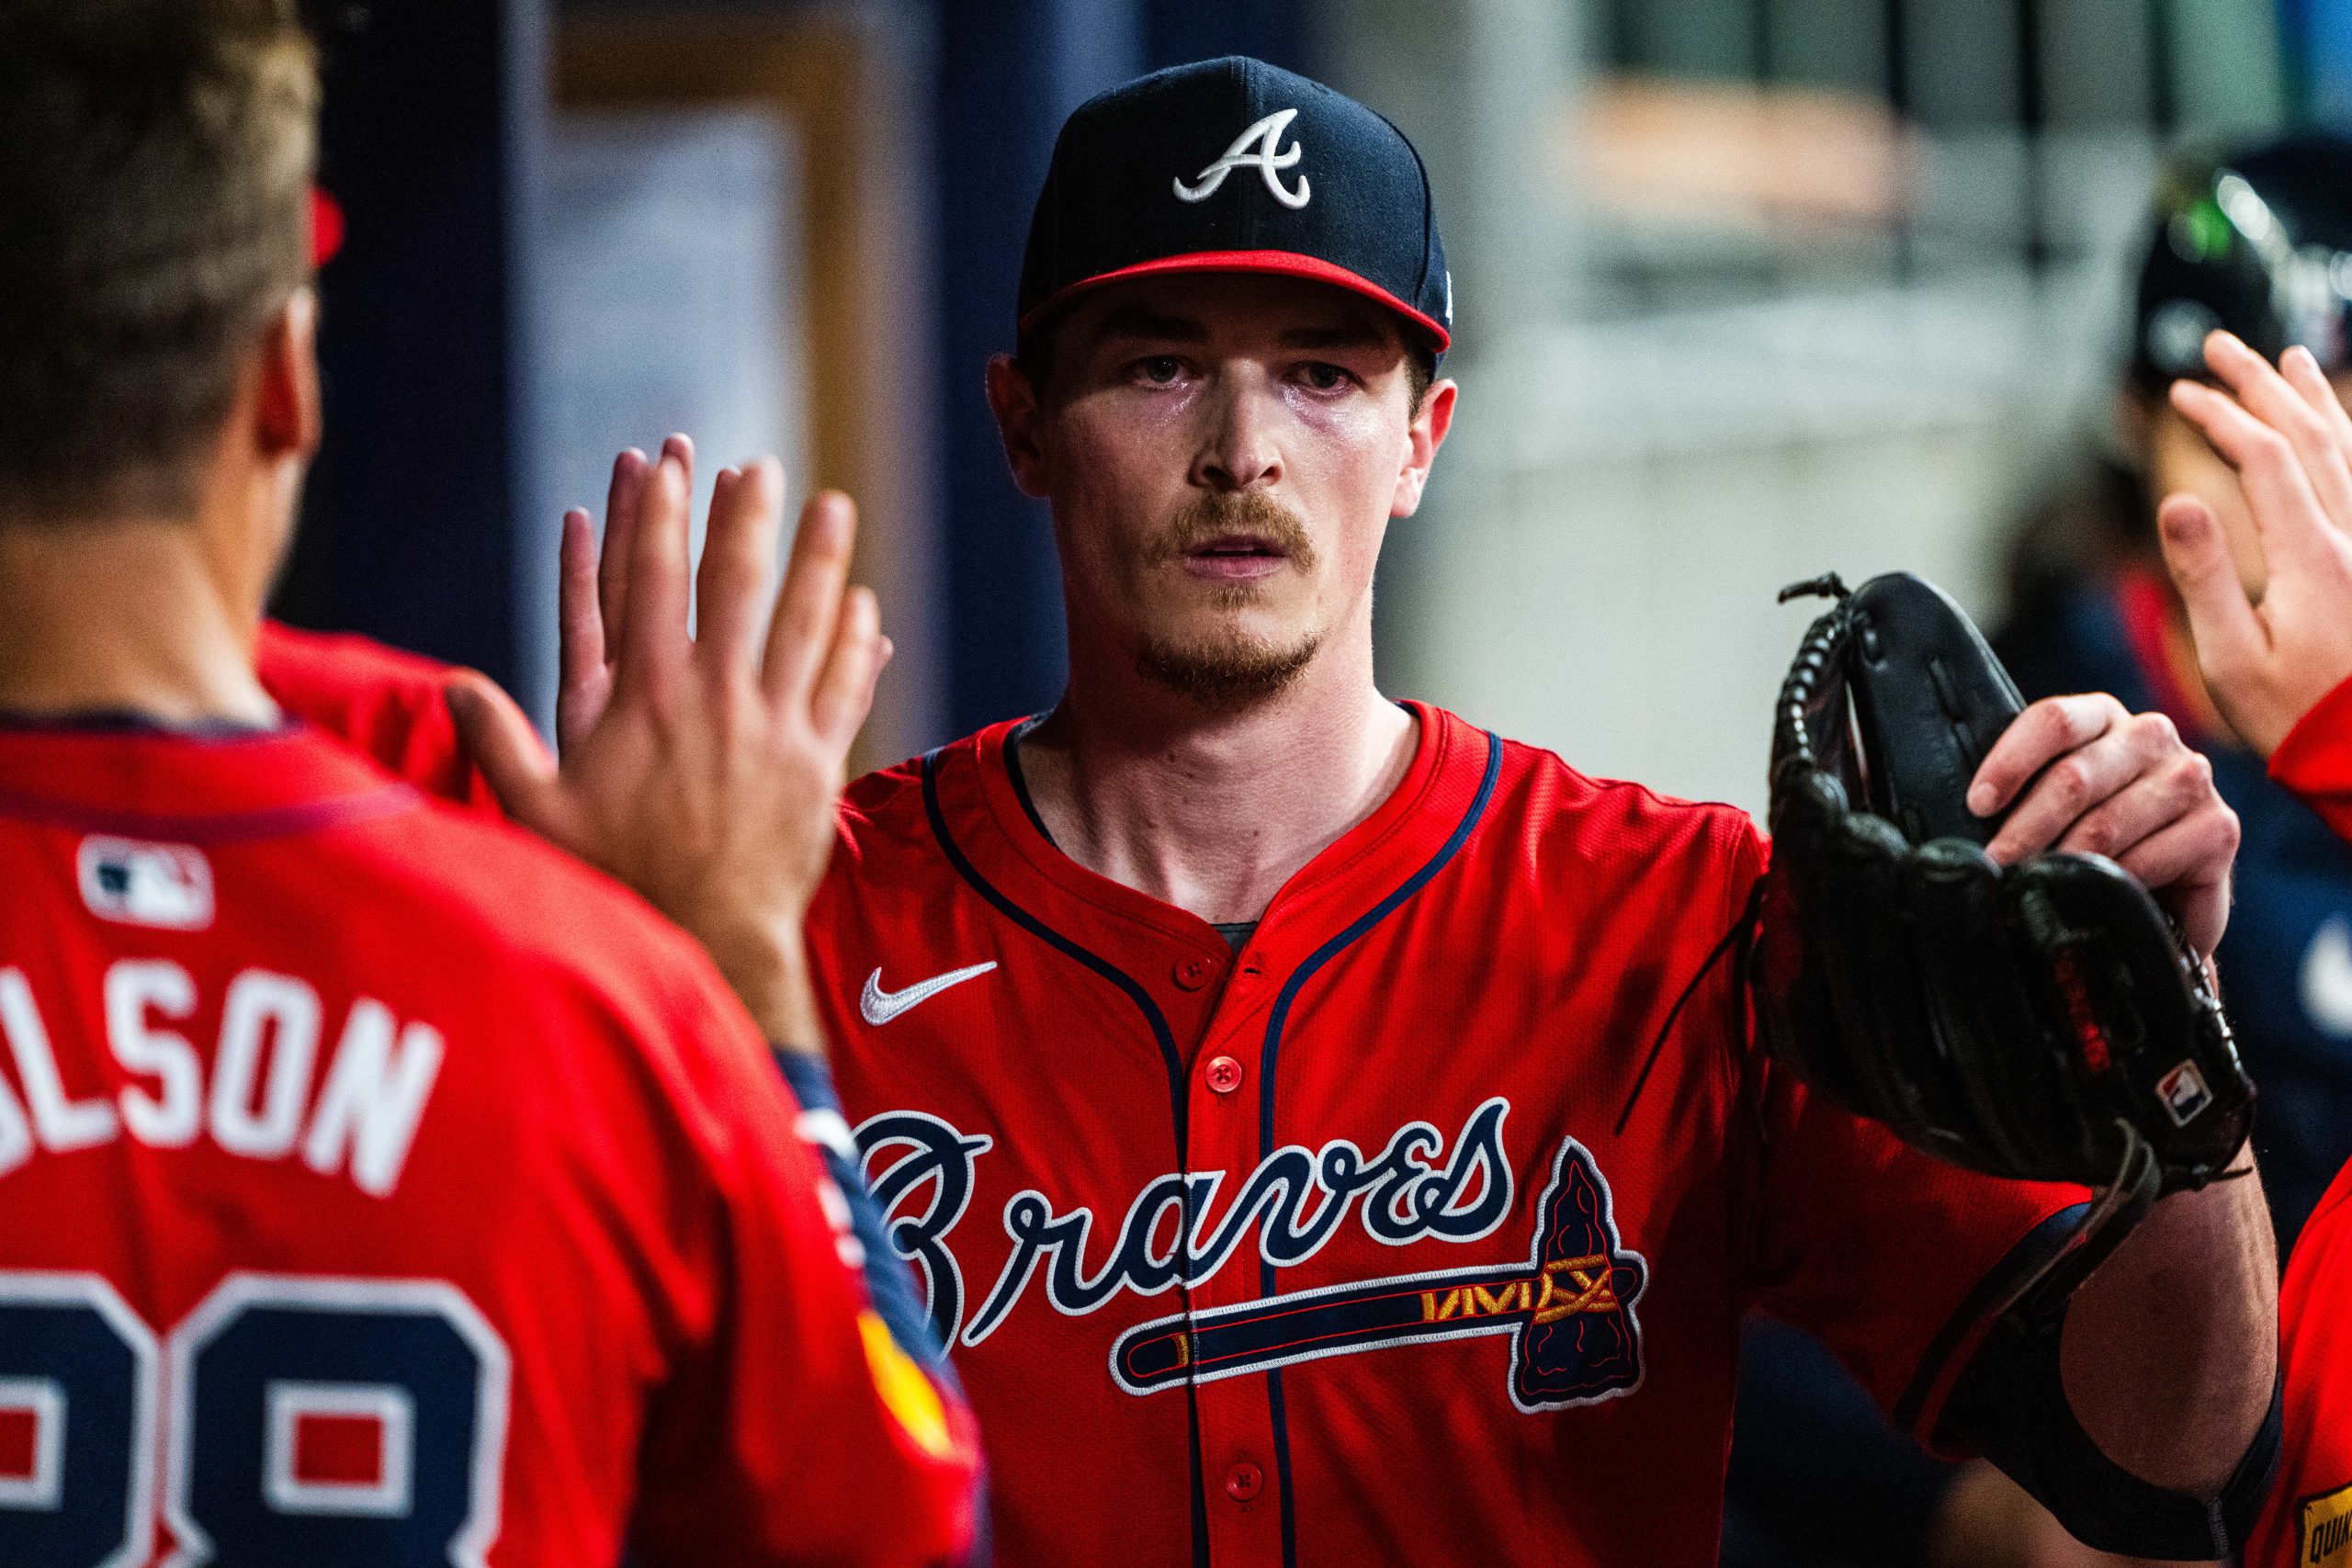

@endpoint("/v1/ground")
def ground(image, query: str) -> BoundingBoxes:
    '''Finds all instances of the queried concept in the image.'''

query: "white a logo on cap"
[1174,108,1310,210]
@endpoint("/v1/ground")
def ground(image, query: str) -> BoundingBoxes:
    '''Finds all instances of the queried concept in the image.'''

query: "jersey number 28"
[0,1271,509,1568]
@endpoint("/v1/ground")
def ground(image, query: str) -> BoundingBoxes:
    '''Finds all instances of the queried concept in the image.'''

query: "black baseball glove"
[1752,571,2253,1304]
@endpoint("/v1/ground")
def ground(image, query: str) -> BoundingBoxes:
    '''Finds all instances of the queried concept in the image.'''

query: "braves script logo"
[854,1100,1647,1409]
[1173,107,1311,209]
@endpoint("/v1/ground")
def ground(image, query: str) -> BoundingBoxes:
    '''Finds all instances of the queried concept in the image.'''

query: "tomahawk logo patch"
[1111,1134,1646,1412]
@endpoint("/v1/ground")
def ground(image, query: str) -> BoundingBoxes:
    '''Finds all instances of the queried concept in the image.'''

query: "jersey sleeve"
[1732,833,2089,1450]
[627,963,982,1568]
[255,621,507,815]
[2249,1159,2352,1568]
[2270,671,2352,847]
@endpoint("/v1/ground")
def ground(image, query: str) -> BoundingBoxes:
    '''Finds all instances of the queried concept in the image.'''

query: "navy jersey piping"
[1253,728,1503,1568]
[0,780,422,845]
[919,747,1210,1567]
[1894,1200,2090,1437]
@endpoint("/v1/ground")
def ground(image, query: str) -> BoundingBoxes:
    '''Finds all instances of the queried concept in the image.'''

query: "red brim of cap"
[1020,249,1450,353]
[310,186,345,269]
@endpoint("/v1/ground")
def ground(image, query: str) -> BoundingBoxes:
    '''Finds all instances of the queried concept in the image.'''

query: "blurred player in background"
[0,5,979,1564]
[1998,132,2352,1249]
[1724,133,2352,1568]
[2134,322,2352,1567]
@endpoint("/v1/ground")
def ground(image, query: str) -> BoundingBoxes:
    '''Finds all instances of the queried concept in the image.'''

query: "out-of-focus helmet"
[2132,131,2352,389]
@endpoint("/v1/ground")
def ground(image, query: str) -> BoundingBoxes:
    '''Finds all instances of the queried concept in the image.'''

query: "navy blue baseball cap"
[1018,56,1452,355]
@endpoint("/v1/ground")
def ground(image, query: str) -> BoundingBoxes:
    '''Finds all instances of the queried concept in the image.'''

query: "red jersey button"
[1225,1461,1262,1502]
[1204,1055,1244,1095]
[1173,956,1216,990]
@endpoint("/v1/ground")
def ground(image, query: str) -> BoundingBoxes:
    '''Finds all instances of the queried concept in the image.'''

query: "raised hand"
[447,437,889,1051]
[2157,330,2352,758]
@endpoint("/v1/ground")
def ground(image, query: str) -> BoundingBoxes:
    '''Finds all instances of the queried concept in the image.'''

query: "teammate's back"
[0,2,976,1562]
[0,723,974,1565]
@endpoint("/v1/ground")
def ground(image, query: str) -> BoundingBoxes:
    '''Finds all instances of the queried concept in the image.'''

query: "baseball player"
[459,57,2278,1567]
[2143,324,2352,1565]
[0,5,978,1564]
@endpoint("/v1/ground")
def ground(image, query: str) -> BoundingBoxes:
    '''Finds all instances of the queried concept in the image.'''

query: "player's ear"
[253,287,322,464]
[1392,378,1457,518]
[986,354,1051,500]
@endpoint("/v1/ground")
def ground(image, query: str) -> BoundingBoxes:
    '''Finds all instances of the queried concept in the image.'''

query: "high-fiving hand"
[2157,330,2352,758]
[447,437,889,1051]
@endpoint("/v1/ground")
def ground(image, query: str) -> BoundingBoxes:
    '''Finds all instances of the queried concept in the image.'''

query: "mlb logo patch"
[77,836,213,931]
[265,1381,413,1516]
[2155,1060,2214,1127]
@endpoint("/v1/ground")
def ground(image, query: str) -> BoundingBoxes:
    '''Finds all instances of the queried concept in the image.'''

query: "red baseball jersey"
[2252,1157,2352,1568]
[0,719,978,1567]
[254,620,501,816]
[807,703,2086,1566]
[2250,679,2352,1567]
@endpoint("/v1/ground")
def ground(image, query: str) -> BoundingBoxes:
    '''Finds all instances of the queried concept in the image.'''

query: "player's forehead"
[1056,273,1409,360]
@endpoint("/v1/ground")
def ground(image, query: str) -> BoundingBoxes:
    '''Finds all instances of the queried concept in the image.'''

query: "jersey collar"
[0,721,419,841]
[933,700,1495,975]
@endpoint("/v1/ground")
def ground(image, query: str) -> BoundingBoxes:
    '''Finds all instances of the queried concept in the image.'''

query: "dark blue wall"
[273,0,541,692]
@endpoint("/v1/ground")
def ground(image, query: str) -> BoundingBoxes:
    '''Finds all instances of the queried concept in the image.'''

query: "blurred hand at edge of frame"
[1928,1461,2215,1568]
[444,437,891,1053]
[2158,330,2352,758]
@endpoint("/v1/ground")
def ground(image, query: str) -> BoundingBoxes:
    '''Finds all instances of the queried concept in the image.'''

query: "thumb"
[445,673,561,827]
[2157,492,2265,677]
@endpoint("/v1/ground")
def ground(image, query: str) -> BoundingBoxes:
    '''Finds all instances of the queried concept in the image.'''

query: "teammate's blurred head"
[2125,132,2352,598]
[990,58,1457,710]
[0,0,319,528]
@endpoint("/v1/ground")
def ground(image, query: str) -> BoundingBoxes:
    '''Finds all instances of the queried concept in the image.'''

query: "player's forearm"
[2056,1154,2277,1495]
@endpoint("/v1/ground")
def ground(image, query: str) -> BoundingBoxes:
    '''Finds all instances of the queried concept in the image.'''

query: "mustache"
[1144,491,1317,569]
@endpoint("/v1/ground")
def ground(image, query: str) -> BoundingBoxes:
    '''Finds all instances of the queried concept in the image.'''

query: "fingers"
[445,672,564,830]
[1969,693,2125,818]
[615,442,695,693]
[2157,491,2269,700]
[556,508,615,753]
[2050,745,2215,863]
[595,446,651,642]
[693,457,784,673]
[2170,377,2336,577]
[2282,343,2352,459]
[2112,809,2240,957]
[811,586,884,744]
[763,491,858,705]
[2199,332,2352,532]
[1982,703,2165,864]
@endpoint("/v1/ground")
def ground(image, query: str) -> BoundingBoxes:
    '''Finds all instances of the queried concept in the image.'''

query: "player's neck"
[1021,628,1416,925]
[0,509,276,728]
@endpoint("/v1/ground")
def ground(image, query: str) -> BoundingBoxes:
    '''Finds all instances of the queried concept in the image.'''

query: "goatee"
[1134,491,1321,710]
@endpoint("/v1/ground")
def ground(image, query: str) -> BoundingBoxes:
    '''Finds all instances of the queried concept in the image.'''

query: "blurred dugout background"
[281,0,2352,812]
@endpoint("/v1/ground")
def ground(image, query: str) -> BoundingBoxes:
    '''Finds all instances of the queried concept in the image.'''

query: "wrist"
[697,914,828,1055]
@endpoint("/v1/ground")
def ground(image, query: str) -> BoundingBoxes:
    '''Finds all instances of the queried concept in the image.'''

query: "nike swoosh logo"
[861,962,999,1026]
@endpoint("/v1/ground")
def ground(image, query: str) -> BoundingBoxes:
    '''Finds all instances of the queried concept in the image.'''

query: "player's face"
[2146,369,2352,600]
[998,273,1452,706]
